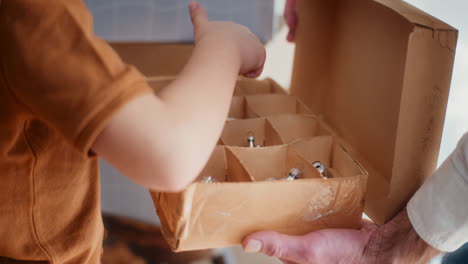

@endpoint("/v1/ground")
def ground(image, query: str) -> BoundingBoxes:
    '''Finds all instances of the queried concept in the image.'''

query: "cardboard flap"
[292,0,457,223]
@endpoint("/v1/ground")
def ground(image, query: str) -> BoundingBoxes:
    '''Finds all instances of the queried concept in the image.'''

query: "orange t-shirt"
[0,0,152,263]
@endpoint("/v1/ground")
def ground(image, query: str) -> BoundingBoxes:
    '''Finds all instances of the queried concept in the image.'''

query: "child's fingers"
[189,1,208,29]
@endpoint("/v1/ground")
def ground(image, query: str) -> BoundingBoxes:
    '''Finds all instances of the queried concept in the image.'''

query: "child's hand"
[189,1,266,78]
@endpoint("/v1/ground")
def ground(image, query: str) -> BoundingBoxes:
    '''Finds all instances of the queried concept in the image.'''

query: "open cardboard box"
[111,0,457,251]
[156,138,366,250]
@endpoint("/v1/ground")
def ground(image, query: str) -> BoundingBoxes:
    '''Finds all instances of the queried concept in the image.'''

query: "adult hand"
[284,0,298,42]
[243,209,441,264]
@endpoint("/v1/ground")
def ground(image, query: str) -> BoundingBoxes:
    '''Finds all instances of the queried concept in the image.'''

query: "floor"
[101,213,281,264]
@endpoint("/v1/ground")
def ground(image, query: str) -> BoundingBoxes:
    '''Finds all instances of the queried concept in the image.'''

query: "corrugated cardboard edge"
[374,0,456,32]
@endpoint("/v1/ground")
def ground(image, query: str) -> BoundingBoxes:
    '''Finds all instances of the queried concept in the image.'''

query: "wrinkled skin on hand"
[243,209,441,264]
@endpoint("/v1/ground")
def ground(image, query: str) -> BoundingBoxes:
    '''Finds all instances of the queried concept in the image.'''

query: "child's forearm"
[159,37,240,152]
[154,38,241,186]
[92,39,241,191]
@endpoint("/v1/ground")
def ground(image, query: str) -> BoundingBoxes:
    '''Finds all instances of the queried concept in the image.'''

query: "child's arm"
[92,3,266,191]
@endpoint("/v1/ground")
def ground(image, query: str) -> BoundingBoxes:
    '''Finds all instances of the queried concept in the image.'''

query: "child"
[0,0,265,263]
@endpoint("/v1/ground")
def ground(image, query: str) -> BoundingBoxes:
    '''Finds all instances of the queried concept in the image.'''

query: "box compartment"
[246,94,311,117]
[220,115,332,147]
[219,118,282,147]
[267,114,331,144]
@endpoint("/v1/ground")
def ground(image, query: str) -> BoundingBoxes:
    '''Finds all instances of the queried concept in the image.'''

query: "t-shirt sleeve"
[408,132,468,252]
[0,0,153,155]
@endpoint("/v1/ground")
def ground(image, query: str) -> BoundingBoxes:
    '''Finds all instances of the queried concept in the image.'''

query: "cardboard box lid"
[291,0,457,223]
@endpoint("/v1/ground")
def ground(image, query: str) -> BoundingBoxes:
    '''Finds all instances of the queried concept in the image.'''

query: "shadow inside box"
[228,94,312,120]
[101,214,225,264]
[201,136,363,184]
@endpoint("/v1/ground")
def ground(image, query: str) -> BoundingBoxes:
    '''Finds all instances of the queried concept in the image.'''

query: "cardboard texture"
[112,0,457,251]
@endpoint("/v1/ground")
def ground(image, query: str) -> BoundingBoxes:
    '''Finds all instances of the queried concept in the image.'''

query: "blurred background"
[84,0,468,263]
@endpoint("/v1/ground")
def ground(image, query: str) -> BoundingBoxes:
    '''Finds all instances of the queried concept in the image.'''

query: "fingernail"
[189,1,199,10]
[245,72,257,78]
[244,240,262,253]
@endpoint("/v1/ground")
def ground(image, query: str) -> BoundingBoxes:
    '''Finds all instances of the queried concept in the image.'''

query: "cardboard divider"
[225,136,358,182]
[290,137,364,179]
[246,95,312,117]
[195,146,228,183]
[145,76,286,96]
[193,146,254,183]
[227,96,248,119]
[227,145,323,181]
[233,77,286,96]
[220,118,283,147]
[266,114,332,144]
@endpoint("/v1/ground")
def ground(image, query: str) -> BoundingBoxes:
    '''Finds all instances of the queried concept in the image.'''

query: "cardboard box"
[111,0,457,251]
[154,137,367,250]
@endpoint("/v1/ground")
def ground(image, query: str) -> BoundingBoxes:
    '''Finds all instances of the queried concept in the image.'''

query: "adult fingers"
[188,1,208,29]
[243,231,311,263]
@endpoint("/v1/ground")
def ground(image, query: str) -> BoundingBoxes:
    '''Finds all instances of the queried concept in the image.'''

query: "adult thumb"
[188,1,208,29]
[243,231,310,263]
